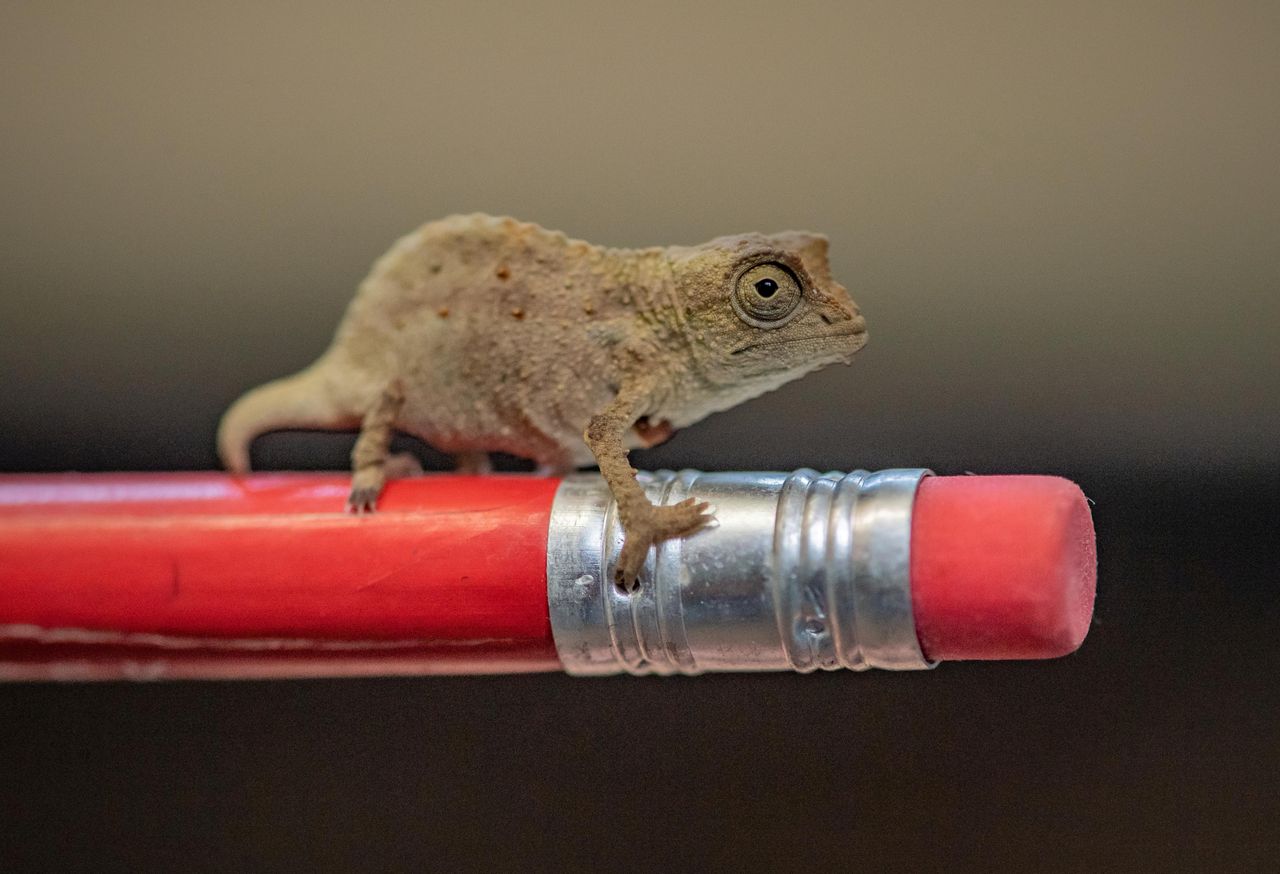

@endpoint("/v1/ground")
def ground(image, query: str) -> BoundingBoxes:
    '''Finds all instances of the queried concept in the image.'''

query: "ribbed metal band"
[546,469,935,676]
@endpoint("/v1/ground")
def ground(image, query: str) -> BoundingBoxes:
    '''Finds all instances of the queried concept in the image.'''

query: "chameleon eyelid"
[730,258,805,329]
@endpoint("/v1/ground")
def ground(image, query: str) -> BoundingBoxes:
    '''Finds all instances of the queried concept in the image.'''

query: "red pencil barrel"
[0,473,563,680]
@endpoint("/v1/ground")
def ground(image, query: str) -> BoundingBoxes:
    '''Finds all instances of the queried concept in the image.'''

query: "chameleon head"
[668,231,868,390]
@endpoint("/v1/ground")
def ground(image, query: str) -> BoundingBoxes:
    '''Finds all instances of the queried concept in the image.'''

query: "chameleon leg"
[585,389,712,590]
[384,452,424,480]
[346,382,406,513]
[533,446,575,478]
[633,416,675,448]
[454,451,492,475]
[534,460,574,477]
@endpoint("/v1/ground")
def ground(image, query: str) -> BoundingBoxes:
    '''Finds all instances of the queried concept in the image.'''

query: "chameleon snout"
[817,296,865,331]
[819,300,868,362]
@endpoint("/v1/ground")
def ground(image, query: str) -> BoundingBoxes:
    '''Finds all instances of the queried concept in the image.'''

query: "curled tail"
[217,363,350,474]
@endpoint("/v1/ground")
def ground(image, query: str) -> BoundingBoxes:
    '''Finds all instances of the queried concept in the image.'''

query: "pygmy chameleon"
[218,214,867,587]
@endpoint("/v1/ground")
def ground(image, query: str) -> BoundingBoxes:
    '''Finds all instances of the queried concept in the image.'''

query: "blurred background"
[1,2,1276,872]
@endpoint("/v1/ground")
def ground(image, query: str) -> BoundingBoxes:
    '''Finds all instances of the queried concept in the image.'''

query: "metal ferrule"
[546,469,937,676]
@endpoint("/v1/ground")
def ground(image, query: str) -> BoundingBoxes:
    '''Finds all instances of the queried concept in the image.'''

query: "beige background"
[2,1,1277,475]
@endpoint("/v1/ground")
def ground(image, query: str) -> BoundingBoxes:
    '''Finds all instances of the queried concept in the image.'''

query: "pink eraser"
[910,475,1096,661]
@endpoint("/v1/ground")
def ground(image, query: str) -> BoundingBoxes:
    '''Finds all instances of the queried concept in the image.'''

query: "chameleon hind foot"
[346,452,422,514]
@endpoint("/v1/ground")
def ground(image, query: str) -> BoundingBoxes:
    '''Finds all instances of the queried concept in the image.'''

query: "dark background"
[1,3,1277,871]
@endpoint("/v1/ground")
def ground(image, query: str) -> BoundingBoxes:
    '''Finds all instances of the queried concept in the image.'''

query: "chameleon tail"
[217,363,351,474]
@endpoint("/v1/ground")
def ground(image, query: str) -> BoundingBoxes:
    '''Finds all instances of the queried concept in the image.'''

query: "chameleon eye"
[733,262,802,328]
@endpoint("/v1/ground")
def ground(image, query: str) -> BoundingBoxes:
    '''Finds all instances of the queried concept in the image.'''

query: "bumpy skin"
[218,214,867,586]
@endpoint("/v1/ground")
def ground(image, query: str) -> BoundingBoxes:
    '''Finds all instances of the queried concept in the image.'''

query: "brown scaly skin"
[218,214,867,587]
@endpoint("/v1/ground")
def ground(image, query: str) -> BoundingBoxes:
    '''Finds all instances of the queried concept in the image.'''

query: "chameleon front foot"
[614,498,714,590]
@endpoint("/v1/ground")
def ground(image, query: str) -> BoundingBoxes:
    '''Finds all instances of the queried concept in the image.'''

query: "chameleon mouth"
[730,325,867,356]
